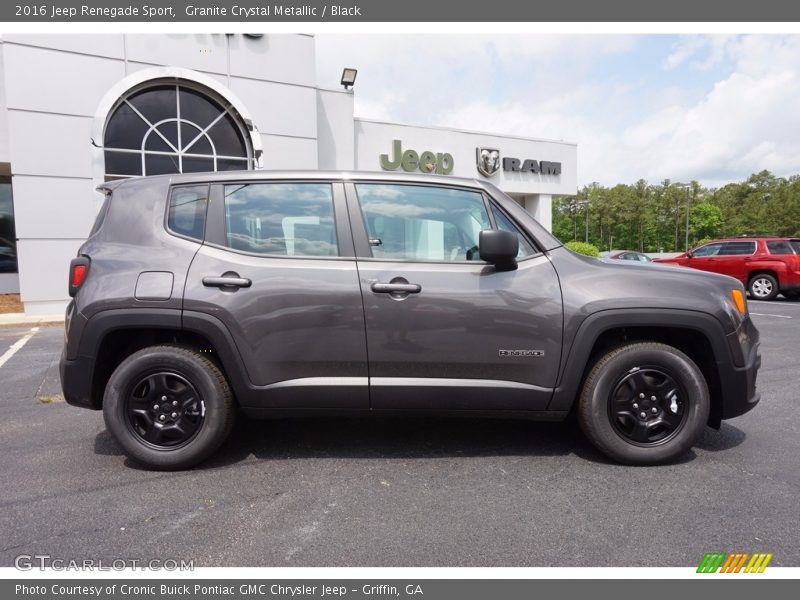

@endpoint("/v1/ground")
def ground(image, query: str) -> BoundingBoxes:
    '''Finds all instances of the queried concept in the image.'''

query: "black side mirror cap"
[479,229,518,270]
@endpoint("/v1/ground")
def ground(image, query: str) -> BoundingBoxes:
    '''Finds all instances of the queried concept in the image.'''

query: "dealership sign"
[380,140,454,175]
[476,147,562,178]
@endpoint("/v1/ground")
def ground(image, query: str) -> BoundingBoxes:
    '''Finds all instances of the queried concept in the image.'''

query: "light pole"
[675,183,692,251]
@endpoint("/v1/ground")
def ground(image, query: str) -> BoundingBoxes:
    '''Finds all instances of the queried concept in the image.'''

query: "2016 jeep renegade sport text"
[60,171,761,469]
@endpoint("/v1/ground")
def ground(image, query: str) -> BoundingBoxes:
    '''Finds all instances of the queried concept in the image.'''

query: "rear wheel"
[103,345,235,470]
[748,274,779,301]
[578,342,710,465]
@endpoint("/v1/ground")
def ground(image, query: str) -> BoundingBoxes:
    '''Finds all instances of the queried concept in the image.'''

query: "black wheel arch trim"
[547,308,735,413]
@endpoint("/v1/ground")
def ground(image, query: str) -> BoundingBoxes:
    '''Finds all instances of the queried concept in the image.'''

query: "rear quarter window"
[167,185,209,241]
[767,240,794,255]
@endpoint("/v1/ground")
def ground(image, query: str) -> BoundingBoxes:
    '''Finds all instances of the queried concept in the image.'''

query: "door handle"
[371,282,421,294]
[202,276,252,288]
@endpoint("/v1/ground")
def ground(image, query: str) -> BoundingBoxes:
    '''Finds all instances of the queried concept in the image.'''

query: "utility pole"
[675,183,692,251]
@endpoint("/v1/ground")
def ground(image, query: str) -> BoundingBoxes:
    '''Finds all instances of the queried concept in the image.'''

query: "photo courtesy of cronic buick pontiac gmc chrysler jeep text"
[59,171,761,469]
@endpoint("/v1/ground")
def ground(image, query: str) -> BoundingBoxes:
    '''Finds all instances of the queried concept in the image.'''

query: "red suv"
[654,237,800,300]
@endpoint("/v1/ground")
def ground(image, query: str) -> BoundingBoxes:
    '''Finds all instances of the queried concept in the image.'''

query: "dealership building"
[0,34,577,315]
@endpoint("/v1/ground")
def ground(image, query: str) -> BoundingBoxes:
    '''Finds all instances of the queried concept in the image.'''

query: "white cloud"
[316,34,800,188]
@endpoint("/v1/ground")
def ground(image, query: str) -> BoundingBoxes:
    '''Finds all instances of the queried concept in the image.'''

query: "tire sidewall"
[749,274,778,301]
[103,347,231,470]
[580,344,710,465]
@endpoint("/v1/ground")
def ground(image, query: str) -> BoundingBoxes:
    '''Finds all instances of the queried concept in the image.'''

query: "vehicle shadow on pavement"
[92,417,746,470]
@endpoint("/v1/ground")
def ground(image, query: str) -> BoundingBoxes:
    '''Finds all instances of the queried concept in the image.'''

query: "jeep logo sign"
[380,140,454,175]
[475,147,562,177]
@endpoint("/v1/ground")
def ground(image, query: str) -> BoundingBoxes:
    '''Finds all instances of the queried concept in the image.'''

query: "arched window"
[103,82,253,180]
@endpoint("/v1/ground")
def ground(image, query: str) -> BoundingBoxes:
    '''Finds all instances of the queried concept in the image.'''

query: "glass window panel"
[104,102,149,150]
[208,113,247,157]
[692,243,723,257]
[144,153,180,176]
[767,240,792,255]
[356,184,490,261]
[0,180,17,274]
[127,85,177,126]
[144,125,176,152]
[104,150,142,176]
[180,122,211,154]
[168,185,208,241]
[217,158,250,172]
[490,204,536,257]
[223,183,338,257]
[179,88,224,129]
[721,242,756,255]
[181,157,214,173]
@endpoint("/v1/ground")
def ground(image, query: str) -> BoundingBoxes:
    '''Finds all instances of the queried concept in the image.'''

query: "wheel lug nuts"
[172,400,178,406]
[640,412,647,419]
[651,407,658,414]
[650,395,657,401]
[159,414,166,421]
[153,404,159,411]
[161,396,168,401]
[171,412,178,418]
[633,403,639,409]
[639,393,645,399]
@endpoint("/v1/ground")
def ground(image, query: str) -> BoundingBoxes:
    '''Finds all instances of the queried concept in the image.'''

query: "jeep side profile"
[60,172,761,469]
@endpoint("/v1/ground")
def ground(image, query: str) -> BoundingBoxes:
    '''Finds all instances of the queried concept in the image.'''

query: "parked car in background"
[653,237,800,301]
[609,251,652,263]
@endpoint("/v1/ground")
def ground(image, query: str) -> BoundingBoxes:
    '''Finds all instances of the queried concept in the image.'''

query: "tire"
[578,342,710,465]
[748,273,779,301]
[103,345,235,470]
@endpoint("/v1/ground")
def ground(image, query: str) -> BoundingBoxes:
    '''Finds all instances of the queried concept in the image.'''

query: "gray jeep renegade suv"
[60,171,761,469]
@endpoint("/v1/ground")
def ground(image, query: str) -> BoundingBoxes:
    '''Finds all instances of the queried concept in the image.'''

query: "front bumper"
[718,333,761,420]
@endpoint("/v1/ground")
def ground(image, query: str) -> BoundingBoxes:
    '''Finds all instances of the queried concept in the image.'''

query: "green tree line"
[553,170,800,253]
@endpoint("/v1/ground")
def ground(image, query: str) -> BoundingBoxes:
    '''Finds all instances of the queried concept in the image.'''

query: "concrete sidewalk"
[0,313,64,327]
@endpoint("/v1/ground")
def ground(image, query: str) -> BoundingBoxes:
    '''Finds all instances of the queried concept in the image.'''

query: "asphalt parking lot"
[1,300,798,568]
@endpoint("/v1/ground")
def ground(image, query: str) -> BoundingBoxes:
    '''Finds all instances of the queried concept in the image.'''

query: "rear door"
[347,181,563,411]
[719,241,757,283]
[183,180,368,408]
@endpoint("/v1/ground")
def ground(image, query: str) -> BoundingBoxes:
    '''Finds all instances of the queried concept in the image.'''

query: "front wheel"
[578,342,710,465]
[748,274,779,301]
[103,345,235,470]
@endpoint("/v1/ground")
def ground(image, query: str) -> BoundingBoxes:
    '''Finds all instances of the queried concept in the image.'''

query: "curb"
[0,314,65,327]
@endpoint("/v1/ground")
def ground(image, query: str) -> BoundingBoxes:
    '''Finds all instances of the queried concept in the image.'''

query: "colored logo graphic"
[697,552,773,573]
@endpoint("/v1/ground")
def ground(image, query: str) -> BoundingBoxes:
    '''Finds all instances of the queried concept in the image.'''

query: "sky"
[315,34,800,189]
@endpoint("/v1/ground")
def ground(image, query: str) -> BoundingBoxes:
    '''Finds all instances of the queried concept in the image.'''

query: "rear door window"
[721,241,756,255]
[222,183,338,257]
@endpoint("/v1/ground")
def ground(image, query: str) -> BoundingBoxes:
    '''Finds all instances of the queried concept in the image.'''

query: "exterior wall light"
[341,68,358,90]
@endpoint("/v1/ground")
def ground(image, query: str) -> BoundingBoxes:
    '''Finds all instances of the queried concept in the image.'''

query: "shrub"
[565,241,600,257]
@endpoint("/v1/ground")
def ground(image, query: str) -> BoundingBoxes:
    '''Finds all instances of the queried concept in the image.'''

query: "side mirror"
[479,229,518,270]
[686,250,694,259]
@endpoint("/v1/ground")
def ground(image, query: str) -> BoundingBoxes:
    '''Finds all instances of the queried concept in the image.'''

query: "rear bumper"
[59,348,100,410]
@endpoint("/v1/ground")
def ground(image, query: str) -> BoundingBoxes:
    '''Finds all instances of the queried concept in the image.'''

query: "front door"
[347,182,563,411]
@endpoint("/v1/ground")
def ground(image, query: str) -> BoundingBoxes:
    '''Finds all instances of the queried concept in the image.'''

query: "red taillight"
[68,257,90,297]
[71,264,87,288]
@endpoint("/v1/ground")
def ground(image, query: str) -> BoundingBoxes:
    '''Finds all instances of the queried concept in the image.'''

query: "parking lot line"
[0,327,39,369]
[750,313,793,319]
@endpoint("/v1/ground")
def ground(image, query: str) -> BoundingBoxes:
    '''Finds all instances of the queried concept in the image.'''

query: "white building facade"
[0,34,577,315]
